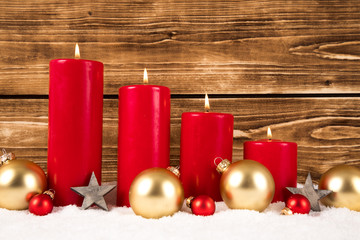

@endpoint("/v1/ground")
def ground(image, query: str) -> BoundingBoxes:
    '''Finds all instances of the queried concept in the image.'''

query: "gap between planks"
[0,93,359,100]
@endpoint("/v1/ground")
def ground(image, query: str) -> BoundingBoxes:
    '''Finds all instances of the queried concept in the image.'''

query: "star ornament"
[286,173,332,212]
[71,172,116,211]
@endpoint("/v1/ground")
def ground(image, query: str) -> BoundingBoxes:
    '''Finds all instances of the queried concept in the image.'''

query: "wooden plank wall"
[0,0,359,183]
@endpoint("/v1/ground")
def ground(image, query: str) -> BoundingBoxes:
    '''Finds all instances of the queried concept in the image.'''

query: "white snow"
[1,184,360,240]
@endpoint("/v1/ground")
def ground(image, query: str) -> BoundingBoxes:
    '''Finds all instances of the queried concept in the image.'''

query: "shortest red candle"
[243,128,297,202]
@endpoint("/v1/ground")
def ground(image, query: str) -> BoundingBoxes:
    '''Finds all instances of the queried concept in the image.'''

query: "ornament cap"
[167,166,180,178]
[43,189,55,200]
[0,149,15,166]
[186,196,195,208]
[281,207,293,215]
[216,159,231,174]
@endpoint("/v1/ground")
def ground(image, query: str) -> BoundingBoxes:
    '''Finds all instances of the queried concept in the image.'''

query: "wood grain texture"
[1,97,359,183]
[0,0,360,94]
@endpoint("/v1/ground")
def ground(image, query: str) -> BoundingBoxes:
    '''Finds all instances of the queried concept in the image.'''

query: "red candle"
[48,44,103,206]
[117,69,170,207]
[243,128,297,202]
[180,94,234,201]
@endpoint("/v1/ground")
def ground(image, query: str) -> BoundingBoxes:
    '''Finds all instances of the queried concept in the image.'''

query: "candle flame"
[267,127,272,139]
[205,93,210,112]
[75,43,80,59]
[143,68,148,84]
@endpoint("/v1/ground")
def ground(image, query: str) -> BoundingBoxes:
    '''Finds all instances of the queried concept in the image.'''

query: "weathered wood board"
[0,0,360,94]
[1,97,359,183]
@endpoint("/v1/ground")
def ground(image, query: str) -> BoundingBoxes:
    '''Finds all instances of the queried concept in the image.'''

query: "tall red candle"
[180,95,234,201]
[48,44,103,206]
[117,69,170,207]
[243,128,297,202]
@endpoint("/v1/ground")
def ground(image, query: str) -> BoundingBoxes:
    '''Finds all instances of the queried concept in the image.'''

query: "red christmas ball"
[190,195,216,216]
[29,194,54,216]
[286,194,311,214]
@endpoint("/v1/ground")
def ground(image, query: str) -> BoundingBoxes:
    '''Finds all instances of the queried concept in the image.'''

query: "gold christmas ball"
[129,167,184,219]
[218,159,275,212]
[0,160,47,210]
[319,165,360,211]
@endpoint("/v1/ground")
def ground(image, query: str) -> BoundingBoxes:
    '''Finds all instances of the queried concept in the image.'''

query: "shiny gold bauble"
[129,167,184,219]
[218,159,275,212]
[319,165,360,211]
[0,160,47,210]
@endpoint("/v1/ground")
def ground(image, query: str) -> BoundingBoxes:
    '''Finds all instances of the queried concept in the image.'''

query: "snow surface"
[1,186,360,240]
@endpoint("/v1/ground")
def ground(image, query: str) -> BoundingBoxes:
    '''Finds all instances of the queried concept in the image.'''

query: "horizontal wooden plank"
[1,97,359,183]
[0,0,360,94]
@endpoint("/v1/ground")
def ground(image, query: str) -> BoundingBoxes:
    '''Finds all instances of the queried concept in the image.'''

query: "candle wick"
[205,109,210,113]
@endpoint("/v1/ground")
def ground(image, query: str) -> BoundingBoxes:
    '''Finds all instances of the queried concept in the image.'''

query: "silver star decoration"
[286,173,332,211]
[71,172,116,211]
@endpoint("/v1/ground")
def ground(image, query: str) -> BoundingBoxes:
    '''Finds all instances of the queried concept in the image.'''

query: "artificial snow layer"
[0,201,359,240]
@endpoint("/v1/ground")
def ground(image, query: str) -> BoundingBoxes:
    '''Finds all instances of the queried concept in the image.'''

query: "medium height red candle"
[243,128,297,202]
[117,69,170,207]
[180,95,234,201]
[48,44,103,206]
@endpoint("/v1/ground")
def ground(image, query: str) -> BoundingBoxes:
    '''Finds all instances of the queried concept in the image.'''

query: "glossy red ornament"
[286,194,311,214]
[186,195,216,216]
[29,193,54,216]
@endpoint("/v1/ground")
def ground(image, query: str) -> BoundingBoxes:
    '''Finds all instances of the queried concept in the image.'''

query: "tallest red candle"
[48,47,103,206]
[117,70,170,207]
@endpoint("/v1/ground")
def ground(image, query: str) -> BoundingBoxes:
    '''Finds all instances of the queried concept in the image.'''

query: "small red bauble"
[186,195,216,216]
[286,194,311,214]
[29,193,54,216]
